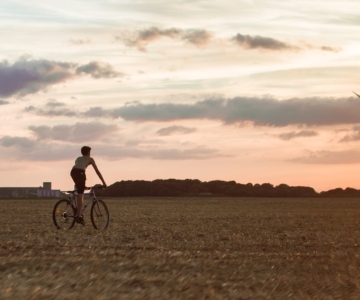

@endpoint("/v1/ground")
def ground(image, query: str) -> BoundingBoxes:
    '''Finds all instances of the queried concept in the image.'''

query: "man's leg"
[77,193,84,217]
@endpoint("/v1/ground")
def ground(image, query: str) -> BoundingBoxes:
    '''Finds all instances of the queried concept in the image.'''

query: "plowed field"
[1,198,360,299]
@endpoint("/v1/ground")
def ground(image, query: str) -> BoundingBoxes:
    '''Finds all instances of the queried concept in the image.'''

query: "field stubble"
[1,197,360,299]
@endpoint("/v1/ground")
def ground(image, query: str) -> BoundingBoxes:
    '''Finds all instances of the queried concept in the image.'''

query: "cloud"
[181,29,213,47]
[76,61,124,79]
[81,96,360,127]
[0,57,75,98]
[119,28,336,53]
[156,125,197,136]
[24,100,77,117]
[231,33,297,51]
[100,146,222,160]
[0,100,9,105]
[28,122,118,142]
[26,96,360,128]
[117,27,212,51]
[320,46,341,52]
[300,41,341,53]
[0,118,221,161]
[69,38,91,45]
[146,147,219,160]
[292,150,360,164]
[0,138,78,161]
[0,136,36,149]
[0,135,221,161]
[0,58,122,98]
[45,99,66,108]
[278,130,318,141]
[339,126,360,142]
[82,106,106,118]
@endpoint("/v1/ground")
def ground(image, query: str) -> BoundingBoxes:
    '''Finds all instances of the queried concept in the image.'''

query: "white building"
[0,182,61,198]
[37,182,60,198]
[37,189,60,197]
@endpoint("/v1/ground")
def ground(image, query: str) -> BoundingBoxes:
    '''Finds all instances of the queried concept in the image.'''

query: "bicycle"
[52,184,109,230]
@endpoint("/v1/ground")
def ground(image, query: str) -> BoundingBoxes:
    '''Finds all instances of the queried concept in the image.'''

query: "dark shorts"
[70,168,86,194]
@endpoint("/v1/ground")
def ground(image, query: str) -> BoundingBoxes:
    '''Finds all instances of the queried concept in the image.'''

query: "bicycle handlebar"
[86,184,106,190]
[61,184,106,194]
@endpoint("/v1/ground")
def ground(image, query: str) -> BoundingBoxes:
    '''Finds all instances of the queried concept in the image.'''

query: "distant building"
[43,182,52,190]
[37,189,60,197]
[0,182,60,198]
[0,187,39,197]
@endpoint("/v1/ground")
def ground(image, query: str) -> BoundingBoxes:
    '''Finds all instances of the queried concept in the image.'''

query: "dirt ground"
[1,197,360,299]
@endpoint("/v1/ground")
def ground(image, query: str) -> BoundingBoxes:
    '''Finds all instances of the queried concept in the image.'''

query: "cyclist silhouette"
[70,146,107,225]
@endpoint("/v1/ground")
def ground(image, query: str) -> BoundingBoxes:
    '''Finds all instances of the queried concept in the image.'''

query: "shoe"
[75,215,85,226]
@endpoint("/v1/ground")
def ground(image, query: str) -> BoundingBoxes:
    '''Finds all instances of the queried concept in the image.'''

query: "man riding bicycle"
[70,146,107,225]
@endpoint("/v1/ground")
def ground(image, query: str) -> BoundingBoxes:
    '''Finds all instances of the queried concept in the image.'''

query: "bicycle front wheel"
[53,199,76,230]
[91,199,109,229]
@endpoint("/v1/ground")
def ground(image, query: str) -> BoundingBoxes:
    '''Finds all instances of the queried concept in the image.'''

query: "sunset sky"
[1,0,360,191]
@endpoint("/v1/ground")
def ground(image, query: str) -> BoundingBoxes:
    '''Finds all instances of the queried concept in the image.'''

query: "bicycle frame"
[54,184,109,230]
[64,186,102,217]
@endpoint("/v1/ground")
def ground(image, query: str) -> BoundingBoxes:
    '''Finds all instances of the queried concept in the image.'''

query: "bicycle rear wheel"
[53,199,76,230]
[90,199,109,229]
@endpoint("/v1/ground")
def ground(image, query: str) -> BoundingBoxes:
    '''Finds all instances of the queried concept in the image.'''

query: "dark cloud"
[136,27,180,41]
[232,33,297,51]
[339,126,360,142]
[81,96,360,127]
[76,61,124,79]
[292,150,360,164]
[0,58,75,98]
[118,27,180,51]
[0,99,9,105]
[118,27,212,51]
[28,122,118,142]
[83,99,222,121]
[118,28,337,53]
[156,125,197,136]
[26,96,360,128]
[278,130,318,141]
[181,29,213,47]
[0,58,122,98]
[82,106,106,118]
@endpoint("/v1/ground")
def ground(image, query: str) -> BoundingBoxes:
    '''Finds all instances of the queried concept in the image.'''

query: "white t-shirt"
[73,156,94,171]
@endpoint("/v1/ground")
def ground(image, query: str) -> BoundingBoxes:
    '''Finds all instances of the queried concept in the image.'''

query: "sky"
[1,0,360,192]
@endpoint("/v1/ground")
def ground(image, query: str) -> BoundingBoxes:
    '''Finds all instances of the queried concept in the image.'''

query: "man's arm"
[91,158,107,187]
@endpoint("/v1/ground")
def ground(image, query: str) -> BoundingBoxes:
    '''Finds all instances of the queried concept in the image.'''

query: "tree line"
[97,179,360,198]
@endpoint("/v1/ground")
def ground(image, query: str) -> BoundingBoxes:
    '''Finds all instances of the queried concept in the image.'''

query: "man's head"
[81,146,91,156]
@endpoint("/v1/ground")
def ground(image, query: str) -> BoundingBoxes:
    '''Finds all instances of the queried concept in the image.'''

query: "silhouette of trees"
[98,179,325,198]
[319,187,360,198]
